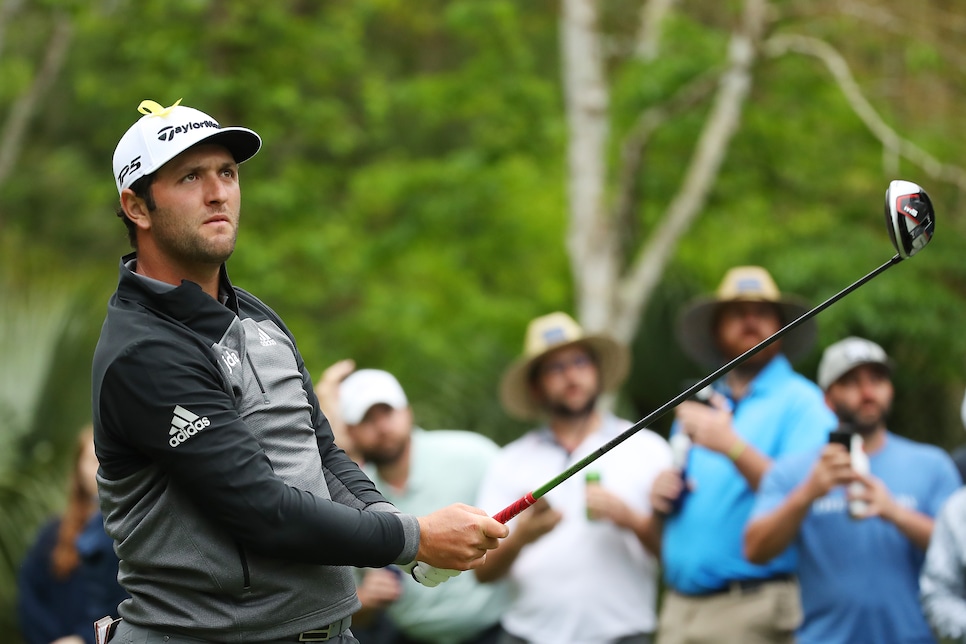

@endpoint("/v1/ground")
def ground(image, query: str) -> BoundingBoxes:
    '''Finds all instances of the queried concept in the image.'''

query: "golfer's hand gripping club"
[408,503,505,584]
[491,179,936,526]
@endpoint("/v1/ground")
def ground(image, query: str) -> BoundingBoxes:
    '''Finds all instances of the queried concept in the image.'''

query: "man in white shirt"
[475,312,671,644]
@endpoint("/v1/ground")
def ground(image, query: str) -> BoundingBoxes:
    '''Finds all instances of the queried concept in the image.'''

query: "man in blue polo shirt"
[745,337,960,644]
[648,266,836,644]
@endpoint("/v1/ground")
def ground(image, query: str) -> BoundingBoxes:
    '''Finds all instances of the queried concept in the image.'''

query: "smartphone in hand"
[827,424,869,519]
[828,430,852,448]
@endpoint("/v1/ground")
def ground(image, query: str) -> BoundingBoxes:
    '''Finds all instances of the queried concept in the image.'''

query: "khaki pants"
[656,578,802,644]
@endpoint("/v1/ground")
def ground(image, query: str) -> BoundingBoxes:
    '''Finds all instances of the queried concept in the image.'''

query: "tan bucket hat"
[499,312,630,421]
[676,266,816,367]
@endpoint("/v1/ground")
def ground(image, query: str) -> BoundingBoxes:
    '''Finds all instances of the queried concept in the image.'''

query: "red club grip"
[492,492,537,524]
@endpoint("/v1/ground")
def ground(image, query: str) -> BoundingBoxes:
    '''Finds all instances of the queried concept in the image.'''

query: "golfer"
[91,99,506,644]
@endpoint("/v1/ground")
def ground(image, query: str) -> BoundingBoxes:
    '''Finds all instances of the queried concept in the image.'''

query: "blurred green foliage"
[3,0,966,640]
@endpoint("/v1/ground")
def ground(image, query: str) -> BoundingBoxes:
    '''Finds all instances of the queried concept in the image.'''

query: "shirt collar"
[533,412,624,447]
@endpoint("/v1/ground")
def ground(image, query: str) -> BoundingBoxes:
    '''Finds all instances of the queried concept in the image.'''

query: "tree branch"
[0,0,26,57]
[612,0,769,344]
[613,70,720,256]
[763,33,966,192]
[0,11,73,225]
[636,0,679,61]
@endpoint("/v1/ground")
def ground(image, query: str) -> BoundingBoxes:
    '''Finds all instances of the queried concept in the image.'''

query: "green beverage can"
[585,471,601,519]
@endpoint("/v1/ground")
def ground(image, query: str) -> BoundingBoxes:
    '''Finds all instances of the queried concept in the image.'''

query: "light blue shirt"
[662,355,836,594]
[753,432,961,643]
[363,428,510,644]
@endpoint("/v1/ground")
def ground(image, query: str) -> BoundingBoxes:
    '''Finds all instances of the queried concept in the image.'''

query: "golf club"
[492,179,936,524]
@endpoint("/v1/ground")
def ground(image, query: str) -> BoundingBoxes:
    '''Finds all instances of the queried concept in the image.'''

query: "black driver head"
[884,180,935,259]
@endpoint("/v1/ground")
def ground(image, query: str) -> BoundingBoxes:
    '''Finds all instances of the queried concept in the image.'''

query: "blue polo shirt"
[662,355,836,595]
[752,433,961,643]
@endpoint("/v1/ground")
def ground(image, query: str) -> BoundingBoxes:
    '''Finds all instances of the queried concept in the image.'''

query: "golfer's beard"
[152,206,238,266]
[166,231,236,266]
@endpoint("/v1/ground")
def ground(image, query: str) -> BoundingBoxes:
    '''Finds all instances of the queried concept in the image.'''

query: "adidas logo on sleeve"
[169,405,211,448]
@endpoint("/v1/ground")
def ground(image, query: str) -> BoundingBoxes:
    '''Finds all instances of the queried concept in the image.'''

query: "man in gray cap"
[746,336,961,644]
[649,266,836,644]
[92,98,507,644]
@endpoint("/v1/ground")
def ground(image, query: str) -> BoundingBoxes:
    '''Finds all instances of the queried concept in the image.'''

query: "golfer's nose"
[204,173,231,205]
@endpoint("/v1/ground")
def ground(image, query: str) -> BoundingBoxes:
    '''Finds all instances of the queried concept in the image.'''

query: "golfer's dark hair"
[115,173,157,249]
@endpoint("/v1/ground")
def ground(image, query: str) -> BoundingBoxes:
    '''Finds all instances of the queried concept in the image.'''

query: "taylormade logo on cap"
[155,118,220,142]
[112,98,262,194]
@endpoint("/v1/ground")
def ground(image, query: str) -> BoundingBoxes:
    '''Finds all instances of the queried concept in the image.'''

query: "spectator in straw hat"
[649,266,837,644]
[475,312,671,644]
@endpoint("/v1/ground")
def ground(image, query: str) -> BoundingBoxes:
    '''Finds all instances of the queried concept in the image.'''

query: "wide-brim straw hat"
[500,312,630,421]
[677,266,816,367]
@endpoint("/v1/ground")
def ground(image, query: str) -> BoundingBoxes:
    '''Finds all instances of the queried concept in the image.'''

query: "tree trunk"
[561,0,618,333]
[561,0,768,345]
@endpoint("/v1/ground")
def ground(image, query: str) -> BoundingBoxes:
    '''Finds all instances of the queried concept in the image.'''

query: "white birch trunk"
[561,0,617,333]
[561,0,767,348]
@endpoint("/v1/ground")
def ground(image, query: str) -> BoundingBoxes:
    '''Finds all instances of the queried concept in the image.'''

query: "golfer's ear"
[120,189,151,231]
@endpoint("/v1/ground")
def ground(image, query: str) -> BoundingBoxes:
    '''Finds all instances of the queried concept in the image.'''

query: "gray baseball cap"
[817,336,893,390]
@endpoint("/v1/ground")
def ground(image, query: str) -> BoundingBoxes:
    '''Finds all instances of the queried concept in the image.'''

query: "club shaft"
[492,255,904,524]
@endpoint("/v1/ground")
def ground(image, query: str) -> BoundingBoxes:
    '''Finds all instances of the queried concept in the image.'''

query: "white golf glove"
[398,561,461,587]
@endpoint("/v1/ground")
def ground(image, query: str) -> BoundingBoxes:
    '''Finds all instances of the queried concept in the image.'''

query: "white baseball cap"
[339,369,409,425]
[112,99,261,194]
[817,336,893,390]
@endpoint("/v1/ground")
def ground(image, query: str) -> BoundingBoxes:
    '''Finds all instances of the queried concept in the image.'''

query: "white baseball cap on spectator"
[339,369,409,425]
